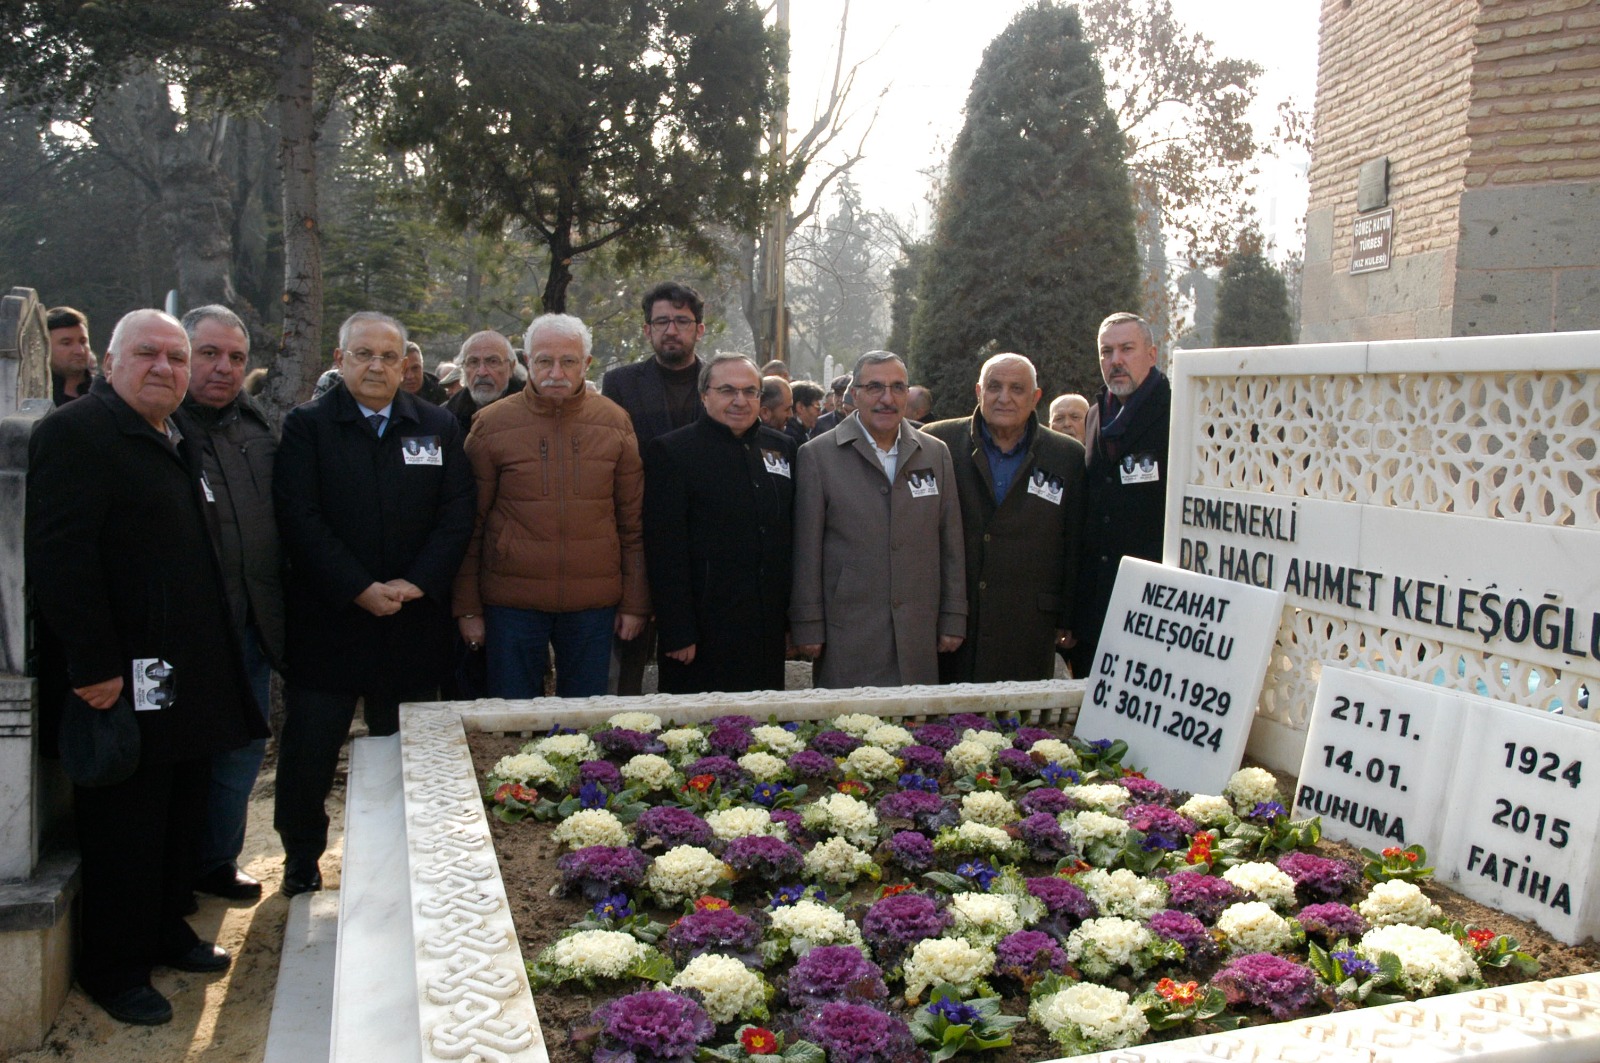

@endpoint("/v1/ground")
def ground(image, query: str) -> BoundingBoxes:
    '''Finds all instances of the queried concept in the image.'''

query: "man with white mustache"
[443,330,521,432]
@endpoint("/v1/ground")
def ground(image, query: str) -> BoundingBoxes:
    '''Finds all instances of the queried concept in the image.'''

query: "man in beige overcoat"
[790,351,966,687]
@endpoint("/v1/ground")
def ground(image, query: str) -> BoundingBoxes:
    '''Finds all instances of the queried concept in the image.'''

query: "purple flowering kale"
[710,714,759,731]
[556,845,652,901]
[580,759,625,791]
[910,723,959,751]
[993,930,1069,981]
[707,726,753,757]
[876,789,945,823]
[682,755,748,788]
[1277,851,1360,902]
[897,745,946,775]
[769,808,808,844]
[594,729,664,757]
[1164,871,1244,923]
[802,1003,918,1063]
[1018,812,1076,863]
[786,945,888,1008]
[862,892,952,962]
[1147,909,1216,964]
[590,990,714,1063]
[947,713,996,733]
[635,806,715,850]
[1017,786,1074,818]
[996,748,1038,779]
[1118,776,1170,803]
[1296,902,1367,942]
[787,750,838,779]
[1013,726,1054,749]
[809,730,862,757]
[1124,804,1199,847]
[882,830,936,874]
[663,906,762,963]
[1213,953,1321,1020]
[723,835,805,883]
[1026,876,1098,938]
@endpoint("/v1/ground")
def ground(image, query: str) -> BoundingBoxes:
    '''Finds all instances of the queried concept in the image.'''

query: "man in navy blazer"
[600,281,708,694]
[272,311,475,896]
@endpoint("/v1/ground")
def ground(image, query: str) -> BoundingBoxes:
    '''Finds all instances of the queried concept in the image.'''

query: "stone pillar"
[0,286,78,1054]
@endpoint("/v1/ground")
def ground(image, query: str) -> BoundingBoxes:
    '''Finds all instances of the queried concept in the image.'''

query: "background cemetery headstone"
[1075,557,1284,795]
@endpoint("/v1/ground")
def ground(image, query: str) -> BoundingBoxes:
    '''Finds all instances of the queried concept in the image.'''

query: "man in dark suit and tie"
[600,281,708,694]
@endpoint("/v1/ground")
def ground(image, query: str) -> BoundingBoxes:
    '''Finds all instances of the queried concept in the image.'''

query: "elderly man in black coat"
[643,354,796,693]
[1067,312,1172,676]
[27,308,268,1026]
[273,311,475,897]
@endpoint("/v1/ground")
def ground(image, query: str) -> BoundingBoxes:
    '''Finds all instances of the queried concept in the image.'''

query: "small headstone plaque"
[1434,701,1600,945]
[1293,668,1457,852]
[1077,557,1285,795]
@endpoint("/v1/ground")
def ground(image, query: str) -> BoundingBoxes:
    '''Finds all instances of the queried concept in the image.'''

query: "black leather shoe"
[162,941,231,973]
[195,864,263,901]
[281,859,323,897]
[91,984,173,1026]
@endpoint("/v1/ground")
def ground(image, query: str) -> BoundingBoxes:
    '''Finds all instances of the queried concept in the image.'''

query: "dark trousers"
[75,756,209,995]
[611,618,657,696]
[273,684,431,862]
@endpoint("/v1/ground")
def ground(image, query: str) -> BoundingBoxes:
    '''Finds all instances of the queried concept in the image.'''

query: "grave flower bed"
[476,710,1559,1062]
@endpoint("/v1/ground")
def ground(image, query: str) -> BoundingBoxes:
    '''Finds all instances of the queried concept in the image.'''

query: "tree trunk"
[262,19,322,425]
[541,225,574,314]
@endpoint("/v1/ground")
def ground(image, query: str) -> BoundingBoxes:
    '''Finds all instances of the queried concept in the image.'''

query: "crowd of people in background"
[25,285,1170,1026]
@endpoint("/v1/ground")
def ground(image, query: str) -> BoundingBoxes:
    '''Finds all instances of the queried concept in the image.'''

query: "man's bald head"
[1049,393,1089,442]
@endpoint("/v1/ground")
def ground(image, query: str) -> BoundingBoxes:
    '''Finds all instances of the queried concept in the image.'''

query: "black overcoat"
[601,356,705,446]
[26,380,265,764]
[1073,371,1172,647]
[642,417,795,693]
[923,412,1086,682]
[274,385,476,694]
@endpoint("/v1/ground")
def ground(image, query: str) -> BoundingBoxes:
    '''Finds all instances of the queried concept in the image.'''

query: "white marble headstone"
[1293,667,1458,853]
[1076,557,1285,795]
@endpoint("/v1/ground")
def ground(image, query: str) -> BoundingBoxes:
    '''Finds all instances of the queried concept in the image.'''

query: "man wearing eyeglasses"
[642,354,795,693]
[272,311,475,897]
[443,330,520,432]
[601,281,710,694]
[790,350,966,687]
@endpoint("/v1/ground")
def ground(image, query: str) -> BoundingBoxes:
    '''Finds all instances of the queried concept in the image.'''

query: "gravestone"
[1075,556,1285,795]
[0,285,76,1054]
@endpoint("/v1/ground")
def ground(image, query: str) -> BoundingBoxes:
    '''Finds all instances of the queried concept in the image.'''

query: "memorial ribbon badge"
[1027,468,1065,505]
[1120,453,1160,484]
[907,469,940,497]
[132,657,176,711]
[762,449,791,478]
[402,435,443,465]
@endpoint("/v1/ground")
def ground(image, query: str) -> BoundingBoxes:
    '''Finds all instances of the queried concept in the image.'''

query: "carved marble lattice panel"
[1191,371,1600,527]
[402,707,546,1063]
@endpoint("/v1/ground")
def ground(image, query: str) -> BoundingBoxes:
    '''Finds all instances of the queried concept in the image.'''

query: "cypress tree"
[909,2,1139,417]
[1214,229,1294,347]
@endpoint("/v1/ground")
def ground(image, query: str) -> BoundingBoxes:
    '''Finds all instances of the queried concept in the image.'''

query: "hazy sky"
[784,0,1321,258]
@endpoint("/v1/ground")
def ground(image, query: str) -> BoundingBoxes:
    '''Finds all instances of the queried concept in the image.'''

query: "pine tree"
[1213,229,1293,347]
[908,2,1140,417]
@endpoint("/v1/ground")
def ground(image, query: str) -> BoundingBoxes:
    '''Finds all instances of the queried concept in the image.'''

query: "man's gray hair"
[403,340,423,367]
[338,311,408,349]
[180,304,250,354]
[852,350,905,379]
[1097,312,1154,348]
[697,352,761,392]
[978,352,1037,390]
[524,313,592,358]
[458,330,515,361]
[107,308,186,357]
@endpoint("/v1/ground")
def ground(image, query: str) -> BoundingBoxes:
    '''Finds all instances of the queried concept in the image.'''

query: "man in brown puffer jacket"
[453,313,649,697]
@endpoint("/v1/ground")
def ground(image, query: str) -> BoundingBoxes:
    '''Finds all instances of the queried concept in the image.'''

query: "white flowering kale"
[737,751,789,783]
[534,929,658,987]
[864,723,915,752]
[705,806,785,842]
[750,725,804,757]
[1357,880,1443,927]
[1224,766,1280,812]
[1064,783,1130,814]
[552,809,630,849]
[944,740,995,777]
[670,953,769,1023]
[1359,924,1481,995]
[1031,983,1150,1053]
[834,713,885,736]
[1065,916,1164,979]
[644,845,728,905]
[1223,861,1299,910]
[1076,868,1168,921]
[605,711,663,733]
[902,937,996,1002]
[658,727,708,759]
[1216,901,1294,953]
[1065,810,1132,847]
[1024,738,1081,769]
[845,744,901,782]
[801,792,880,847]
[766,899,863,955]
[959,790,1019,827]
[620,754,679,792]
[533,732,599,762]
[488,751,561,787]
[1176,793,1234,827]
[935,820,1018,859]
[802,836,877,885]
[963,728,1011,754]
[949,892,1023,947]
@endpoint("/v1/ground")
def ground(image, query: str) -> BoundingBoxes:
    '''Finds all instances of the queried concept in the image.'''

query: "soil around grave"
[469,731,1600,1063]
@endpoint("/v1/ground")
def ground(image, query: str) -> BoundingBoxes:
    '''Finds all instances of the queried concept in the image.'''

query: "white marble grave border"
[372,680,1600,1063]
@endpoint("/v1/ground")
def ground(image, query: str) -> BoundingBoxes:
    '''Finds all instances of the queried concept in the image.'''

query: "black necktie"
[368,413,386,436]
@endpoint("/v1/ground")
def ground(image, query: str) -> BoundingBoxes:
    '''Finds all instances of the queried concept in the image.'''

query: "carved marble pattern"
[401,707,545,1063]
